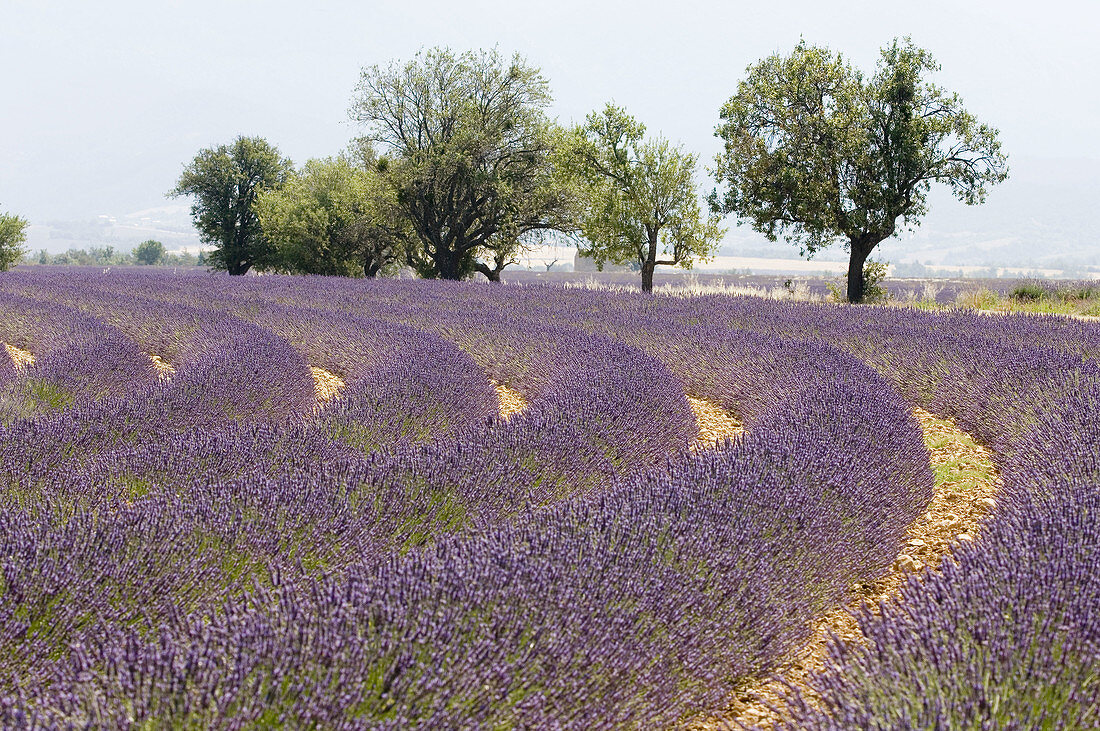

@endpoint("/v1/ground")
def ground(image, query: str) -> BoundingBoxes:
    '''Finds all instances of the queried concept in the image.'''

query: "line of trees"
[21,241,202,267]
[170,39,1007,301]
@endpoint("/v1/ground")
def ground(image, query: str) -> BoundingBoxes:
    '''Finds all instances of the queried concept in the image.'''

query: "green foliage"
[1011,281,1048,301]
[169,136,292,275]
[257,156,408,277]
[350,47,576,281]
[712,38,1008,303]
[826,259,890,304]
[561,104,723,292]
[134,239,166,266]
[861,260,890,304]
[0,210,29,272]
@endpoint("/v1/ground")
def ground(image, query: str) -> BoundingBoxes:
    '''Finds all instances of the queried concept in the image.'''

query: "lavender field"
[0,267,1097,728]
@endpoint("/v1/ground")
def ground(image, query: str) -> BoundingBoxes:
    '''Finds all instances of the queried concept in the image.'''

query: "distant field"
[0,268,1096,728]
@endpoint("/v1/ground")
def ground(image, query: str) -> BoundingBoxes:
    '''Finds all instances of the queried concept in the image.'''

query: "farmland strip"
[713,408,1000,729]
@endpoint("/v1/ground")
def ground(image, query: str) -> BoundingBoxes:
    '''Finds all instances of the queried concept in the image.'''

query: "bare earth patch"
[148,354,175,379]
[494,383,528,419]
[310,367,345,404]
[3,343,35,369]
[689,396,744,449]
[694,407,1000,729]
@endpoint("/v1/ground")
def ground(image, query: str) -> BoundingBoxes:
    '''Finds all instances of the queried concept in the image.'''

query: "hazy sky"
[2,0,1098,222]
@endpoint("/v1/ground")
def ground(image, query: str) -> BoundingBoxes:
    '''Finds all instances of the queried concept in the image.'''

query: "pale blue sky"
[2,0,1098,222]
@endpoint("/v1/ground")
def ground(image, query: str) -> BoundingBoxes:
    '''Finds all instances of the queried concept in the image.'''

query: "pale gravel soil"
[3,343,35,369]
[494,383,528,419]
[692,407,1001,729]
[688,396,744,448]
[310,367,344,404]
[148,353,175,379]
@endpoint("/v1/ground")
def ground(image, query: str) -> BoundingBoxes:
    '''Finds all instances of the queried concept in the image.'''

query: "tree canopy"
[170,136,292,275]
[711,38,1008,302]
[0,210,29,272]
[134,239,166,265]
[256,156,408,278]
[563,104,723,292]
[350,47,575,281]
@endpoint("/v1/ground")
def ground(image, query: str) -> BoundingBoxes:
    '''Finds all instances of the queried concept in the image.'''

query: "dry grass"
[689,396,744,449]
[310,367,345,404]
[148,354,175,379]
[494,383,528,419]
[696,407,1000,729]
[3,343,35,369]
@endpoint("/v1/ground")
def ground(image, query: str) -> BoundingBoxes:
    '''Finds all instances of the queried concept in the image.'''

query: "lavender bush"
[0,267,1096,727]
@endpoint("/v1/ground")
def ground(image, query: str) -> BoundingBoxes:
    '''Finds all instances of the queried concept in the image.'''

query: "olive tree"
[350,47,575,281]
[170,136,292,275]
[134,239,166,265]
[563,104,723,293]
[711,38,1008,302]
[0,210,29,271]
[256,156,408,277]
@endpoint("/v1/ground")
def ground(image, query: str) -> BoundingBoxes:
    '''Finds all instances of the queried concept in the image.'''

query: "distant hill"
[718,156,1100,274]
[21,157,1099,274]
[24,205,203,255]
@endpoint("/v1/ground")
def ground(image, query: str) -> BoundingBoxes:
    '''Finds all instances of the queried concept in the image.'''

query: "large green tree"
[256,156,408,277]
[134,239,166,265]
[0,210,29,272]
[563,104,723,293]
[350,47,575,281]
[711,38,1008,302]
[170,136,292,275]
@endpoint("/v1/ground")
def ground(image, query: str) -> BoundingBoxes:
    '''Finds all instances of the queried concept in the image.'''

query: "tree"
[256,156,408,277]
[711,38,1008,303]
[170,136,292,275]
[134,239,166,265]
[350,47,575,281]
[563,104,724,293]
[0,210,29,272]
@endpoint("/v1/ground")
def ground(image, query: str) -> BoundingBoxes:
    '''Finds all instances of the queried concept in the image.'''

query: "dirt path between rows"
[3,343,35,369]
[689,397,744,448]
[494,383,527,419]
[148,354,174,379]
[310,367,344,404]
[693,407,1000,729]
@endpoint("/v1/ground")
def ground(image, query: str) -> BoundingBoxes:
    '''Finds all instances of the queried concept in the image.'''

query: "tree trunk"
[641,229,658,293]
[640,260,655,293]
[228,259,250,276]
[472,260,504,282]
[437,250,462,280]
[846,244,869,303]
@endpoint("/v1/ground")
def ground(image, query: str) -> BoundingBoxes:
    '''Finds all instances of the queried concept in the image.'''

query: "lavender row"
[0,274,318,429]
[222,276,1100,725]
[0,292,159,423]
[9,269,1094,725]
[764,321,1100,728]
[0,324,930,727]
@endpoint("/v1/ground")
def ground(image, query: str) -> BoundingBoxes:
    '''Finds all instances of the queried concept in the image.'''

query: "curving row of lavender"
[0,267,1095,727]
